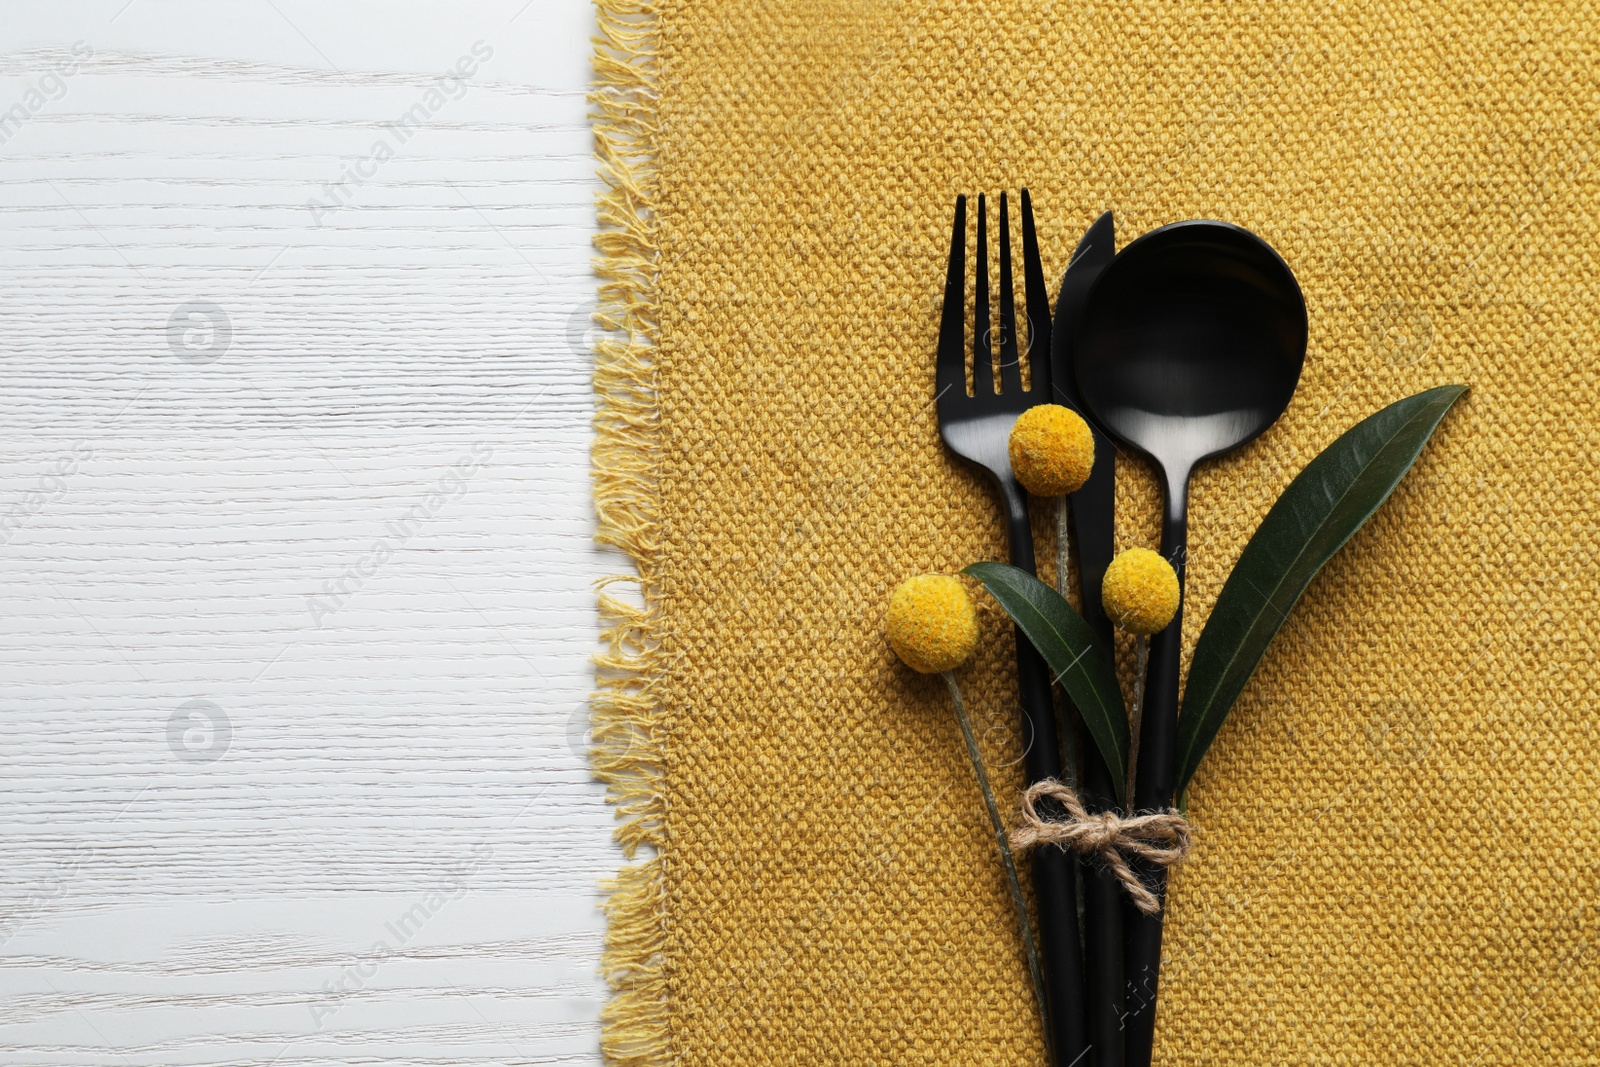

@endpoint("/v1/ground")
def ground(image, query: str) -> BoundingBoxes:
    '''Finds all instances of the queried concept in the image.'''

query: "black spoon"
[1071,220,1307,1067]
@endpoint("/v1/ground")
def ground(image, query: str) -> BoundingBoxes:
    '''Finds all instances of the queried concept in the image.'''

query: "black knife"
[1049,210,1122,1067]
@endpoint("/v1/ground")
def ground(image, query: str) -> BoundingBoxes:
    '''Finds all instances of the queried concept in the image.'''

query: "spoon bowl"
[1075,220,1307,488]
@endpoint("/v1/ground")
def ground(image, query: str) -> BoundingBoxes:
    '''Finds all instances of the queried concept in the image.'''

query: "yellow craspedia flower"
[1102,548,1180,636]
[885,575,979,674]
[1008,404,1095,496]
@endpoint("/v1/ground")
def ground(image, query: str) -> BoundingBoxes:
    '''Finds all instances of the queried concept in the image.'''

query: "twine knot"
[1009,779,1193,916]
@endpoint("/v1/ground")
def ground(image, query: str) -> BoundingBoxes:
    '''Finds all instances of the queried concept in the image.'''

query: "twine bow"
[1009,779,1193,916]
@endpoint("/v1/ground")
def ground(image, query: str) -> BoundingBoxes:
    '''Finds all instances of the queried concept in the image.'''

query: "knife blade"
[1049,210,1122,1067]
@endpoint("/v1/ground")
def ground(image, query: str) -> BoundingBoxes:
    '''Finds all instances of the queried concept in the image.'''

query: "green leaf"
[1174,384,1469,800]
[961,561,1129,803]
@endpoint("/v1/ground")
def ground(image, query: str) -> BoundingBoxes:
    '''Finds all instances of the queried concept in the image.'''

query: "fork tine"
[1019,188,1052,395]
[936,195,967,404]
[997,192,1022,394]
[974,193,994,394]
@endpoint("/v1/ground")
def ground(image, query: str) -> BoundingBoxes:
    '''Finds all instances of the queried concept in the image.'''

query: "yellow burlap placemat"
[592,2,1600,1063]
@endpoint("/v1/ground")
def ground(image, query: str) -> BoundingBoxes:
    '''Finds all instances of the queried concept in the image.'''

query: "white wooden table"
[0,3,616,1063]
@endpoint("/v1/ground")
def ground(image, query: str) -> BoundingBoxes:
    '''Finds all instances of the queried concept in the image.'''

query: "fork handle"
[1000,483,1086,1067]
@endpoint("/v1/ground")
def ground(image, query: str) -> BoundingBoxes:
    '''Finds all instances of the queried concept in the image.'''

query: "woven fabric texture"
[592,2,1600,1064]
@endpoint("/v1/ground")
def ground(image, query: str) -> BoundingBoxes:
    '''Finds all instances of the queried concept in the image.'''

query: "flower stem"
[1053,496,1080,794]
[1054,495,1072,601]
[942,670,1051,1054]
[1124,635,1149,810]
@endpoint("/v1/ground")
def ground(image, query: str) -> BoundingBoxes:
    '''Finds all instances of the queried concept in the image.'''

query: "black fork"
[936,190,1085,1067]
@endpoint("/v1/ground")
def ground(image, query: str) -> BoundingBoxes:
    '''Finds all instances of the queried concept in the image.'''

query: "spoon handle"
[1123,485,1188,1067]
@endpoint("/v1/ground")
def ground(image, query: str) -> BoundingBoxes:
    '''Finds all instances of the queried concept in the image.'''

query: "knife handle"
[1065,433,1125,1067]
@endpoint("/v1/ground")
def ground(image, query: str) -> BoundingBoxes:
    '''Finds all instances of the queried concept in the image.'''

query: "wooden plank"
[0,3,615,1063]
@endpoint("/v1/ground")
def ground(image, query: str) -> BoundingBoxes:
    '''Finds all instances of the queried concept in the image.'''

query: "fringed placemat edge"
[591,2,669,1065]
